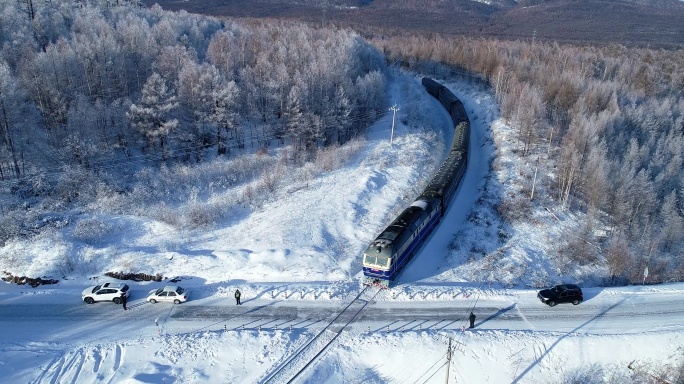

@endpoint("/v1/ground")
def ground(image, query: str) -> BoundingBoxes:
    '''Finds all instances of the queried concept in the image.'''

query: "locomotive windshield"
[377,256,389,267]
[364,254,389,268]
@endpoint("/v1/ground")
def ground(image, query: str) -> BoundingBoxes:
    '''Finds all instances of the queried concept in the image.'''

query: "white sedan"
[146,285,189,304]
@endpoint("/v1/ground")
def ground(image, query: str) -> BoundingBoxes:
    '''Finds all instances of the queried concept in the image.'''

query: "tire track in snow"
[60,348,85,384]
[103,344,125,384]
[31,353,62,384]
[31,348,87,384]
[92,347,102,374]
[39,344,124,384]
[45,353,65,384]
[91,346,119,383]
[113,344,122,371]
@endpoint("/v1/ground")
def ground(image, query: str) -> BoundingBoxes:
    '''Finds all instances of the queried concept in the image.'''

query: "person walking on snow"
[121,293,128,310]
[469,312,476,328]
[235,289,241,305]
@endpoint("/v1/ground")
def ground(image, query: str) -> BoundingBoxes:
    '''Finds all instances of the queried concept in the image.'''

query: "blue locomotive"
[362,78,470,288]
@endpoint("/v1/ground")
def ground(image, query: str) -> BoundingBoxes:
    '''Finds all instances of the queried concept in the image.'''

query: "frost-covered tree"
[179,61,239,155]
[16,0,36,21]
[127,73,178,158]
[658,190,683,252]
[208,80,239,156]
[332,85,352,144]
[0,60,23,178]
[581,140,609,214]
[285,82,307,152]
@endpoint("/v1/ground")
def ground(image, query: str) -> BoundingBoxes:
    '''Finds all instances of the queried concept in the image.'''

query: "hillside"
[142,0,684,48]
[1,70,683,384]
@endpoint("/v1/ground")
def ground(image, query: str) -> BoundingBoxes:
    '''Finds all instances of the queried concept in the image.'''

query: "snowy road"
[2,285,683,345]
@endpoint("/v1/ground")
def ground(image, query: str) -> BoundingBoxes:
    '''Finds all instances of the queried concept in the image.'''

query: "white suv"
[82,282,131,304]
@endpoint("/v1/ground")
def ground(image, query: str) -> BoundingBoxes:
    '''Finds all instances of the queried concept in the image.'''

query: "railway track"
[260,286,381,384]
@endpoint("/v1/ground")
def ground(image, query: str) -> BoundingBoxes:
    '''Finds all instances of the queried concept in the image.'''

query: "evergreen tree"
[127,73,178,159]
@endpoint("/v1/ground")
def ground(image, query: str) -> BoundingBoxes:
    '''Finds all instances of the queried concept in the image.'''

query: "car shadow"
[579,286,604,302]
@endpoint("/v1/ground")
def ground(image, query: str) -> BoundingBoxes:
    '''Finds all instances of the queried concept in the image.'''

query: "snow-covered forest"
[0,0,387,241]
[375,36,684,285]
[0,1,387,167]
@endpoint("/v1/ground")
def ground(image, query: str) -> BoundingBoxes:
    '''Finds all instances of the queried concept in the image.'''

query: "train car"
[423,149,467,214]
[421,77,443,98]
[362,78,471,288]
[450,102,468,125]
[362,197,441,288]
[452,121,470,152]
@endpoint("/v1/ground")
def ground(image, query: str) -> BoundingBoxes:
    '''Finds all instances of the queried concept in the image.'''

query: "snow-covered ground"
[0,71,682,383]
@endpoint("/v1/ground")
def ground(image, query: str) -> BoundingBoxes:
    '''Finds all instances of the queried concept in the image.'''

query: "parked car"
[82,282,131,304]
[537,284,583,306]
[146,285,189,304]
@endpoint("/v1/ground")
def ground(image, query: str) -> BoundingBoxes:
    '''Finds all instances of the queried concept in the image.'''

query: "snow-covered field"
[0,72,682,383]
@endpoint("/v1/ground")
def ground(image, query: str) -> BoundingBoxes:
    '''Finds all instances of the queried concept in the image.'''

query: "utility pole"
[389,104,400,145]
[444,336,453,384]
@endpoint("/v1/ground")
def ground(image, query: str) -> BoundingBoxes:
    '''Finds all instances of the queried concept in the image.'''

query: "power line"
[408,351,447,384]
[421,361,449,384]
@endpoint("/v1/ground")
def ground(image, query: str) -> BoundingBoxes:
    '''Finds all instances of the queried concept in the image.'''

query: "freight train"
[362,78,470,288]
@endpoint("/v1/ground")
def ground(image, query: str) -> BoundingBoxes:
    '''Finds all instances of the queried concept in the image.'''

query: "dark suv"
[537,284,583,306]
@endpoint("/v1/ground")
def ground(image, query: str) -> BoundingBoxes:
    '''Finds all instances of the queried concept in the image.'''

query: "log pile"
[1,271,59,287]
[104,271,163,282]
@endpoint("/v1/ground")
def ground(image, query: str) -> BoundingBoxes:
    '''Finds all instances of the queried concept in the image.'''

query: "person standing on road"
[121,293,128,310]
[235,289,241,305]
[469,312,476,328]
